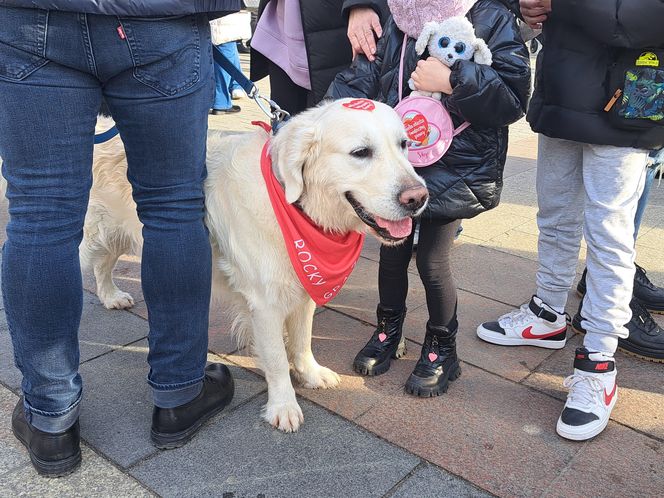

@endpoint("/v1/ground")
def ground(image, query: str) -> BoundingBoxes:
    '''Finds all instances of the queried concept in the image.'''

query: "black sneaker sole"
[12,428,82,478]
[404,362,461,398]
[572,324,664,363]
[151,396,233,450]
[353,341,407,377]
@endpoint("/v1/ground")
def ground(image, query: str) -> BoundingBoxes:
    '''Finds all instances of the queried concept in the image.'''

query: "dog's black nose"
[398,185,429,212]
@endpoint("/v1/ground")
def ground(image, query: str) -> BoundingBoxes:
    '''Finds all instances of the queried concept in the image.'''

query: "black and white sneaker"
[477,296,568,349]
[556,348,617,441]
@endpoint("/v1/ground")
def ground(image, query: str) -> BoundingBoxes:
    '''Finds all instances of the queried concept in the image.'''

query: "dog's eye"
[454,42,466,54]
[438,37,450,48]
[400,139,408,150]
[351,147,373,159]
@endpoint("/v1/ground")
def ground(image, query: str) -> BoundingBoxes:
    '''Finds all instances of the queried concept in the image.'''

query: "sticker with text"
[342,99,376,111]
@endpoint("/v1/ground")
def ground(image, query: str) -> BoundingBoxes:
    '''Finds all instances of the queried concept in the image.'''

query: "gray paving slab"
[0,446,153,497]
[80,340,265,469]
[0,320,21,391]
[130,395,420,498]
[391,463,492,498]
[0,291,148,392]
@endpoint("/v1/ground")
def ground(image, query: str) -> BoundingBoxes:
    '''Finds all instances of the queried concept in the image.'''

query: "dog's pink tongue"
[375,217,412,238]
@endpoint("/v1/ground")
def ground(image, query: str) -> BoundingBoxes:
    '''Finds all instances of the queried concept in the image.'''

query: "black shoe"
[405,319,461,397]
[12,398,82,477]
[577,265,664,314]
[572,297,664,363]
[209,105,241,115]
[633,264,664,314]
[237,40,250,54]
[353,304,407,376]
[151,363,235,449]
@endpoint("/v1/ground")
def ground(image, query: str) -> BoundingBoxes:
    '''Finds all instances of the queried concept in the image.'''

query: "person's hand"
[410,58,453,95]
[520,0,551,30]
[347,7,382,62]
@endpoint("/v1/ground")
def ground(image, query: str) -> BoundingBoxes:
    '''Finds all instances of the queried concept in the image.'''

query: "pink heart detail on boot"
[378,333,387,342]
[428,352,438,362]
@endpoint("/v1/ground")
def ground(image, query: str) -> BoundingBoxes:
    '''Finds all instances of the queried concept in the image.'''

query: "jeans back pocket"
[120,14,205,96]
[0,7,48,81]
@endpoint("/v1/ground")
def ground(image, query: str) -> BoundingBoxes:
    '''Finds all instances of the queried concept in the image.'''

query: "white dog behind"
[81,98,428,432]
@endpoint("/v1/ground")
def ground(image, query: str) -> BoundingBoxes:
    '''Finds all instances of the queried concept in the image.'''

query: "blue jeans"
[634,162,660,238]
[213,41,242,110]
[0,7,215,432]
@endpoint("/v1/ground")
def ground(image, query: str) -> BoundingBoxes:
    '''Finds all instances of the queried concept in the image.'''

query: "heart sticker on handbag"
[404,113,429,143]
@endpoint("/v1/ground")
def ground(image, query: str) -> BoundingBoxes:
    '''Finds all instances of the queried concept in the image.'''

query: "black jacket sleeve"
[552,0,664,49]
[341,0,389,24]
[445,4,531,128]
[324,27,386,100]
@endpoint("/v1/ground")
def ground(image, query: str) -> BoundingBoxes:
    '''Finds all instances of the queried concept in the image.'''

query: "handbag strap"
[398,33,408,102]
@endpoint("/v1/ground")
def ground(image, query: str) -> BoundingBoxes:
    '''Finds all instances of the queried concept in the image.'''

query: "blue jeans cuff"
[151,378,204,409]
[25,395,81,433]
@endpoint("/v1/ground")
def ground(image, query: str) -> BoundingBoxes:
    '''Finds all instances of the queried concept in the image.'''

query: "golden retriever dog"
[81,98,429,432]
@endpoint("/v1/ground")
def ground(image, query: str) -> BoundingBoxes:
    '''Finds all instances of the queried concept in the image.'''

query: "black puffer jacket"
[327,0,531,222]
[520,0,664,149]
[250,0,389,104]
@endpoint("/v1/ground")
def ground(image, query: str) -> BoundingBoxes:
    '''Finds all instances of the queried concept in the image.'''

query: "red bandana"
[260,141,365,306]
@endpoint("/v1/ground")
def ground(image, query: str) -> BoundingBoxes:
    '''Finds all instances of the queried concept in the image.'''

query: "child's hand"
[410,58,453,95]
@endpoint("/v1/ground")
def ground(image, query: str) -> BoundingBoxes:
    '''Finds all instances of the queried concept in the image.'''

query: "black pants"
[267,61,312,116]
[379,218,461,328]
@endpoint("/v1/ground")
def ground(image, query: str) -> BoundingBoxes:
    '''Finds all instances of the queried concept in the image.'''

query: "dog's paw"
[100,289,135,310]
[263,401,304,433]
[296,364,341,390]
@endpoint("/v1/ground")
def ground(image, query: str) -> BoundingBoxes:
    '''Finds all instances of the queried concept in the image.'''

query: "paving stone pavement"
[1,52,663,497]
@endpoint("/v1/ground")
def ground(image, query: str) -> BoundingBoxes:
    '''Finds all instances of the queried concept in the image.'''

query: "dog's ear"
[472,38,493,66]
[415,22,438,55]
[270,110,321,204]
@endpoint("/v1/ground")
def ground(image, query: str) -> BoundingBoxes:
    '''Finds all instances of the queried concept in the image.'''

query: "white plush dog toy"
[409,16,492,99]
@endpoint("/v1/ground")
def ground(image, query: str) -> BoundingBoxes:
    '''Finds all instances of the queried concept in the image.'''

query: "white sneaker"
[231,88,246,100]
[557,348,617,441]
[476,296,567,349]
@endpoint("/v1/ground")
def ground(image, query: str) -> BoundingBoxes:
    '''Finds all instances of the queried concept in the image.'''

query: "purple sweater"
[251,0,311,90]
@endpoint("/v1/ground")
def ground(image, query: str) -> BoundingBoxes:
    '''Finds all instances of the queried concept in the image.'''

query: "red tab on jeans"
[117,25,126,40]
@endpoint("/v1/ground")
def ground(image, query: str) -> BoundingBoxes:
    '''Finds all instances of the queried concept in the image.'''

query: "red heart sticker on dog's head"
[404,113,429,143]
[342,99,376,111]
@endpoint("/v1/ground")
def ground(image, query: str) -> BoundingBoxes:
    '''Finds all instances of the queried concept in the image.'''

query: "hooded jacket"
[0,0,242,16]
[327,0,531,222]
[513,0,664,149]
[250,0,389,104]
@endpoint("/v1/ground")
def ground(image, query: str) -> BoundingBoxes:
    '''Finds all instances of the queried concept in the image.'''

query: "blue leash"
[94,125,119,144]
[93,45,290,145]
[212,44,290,131]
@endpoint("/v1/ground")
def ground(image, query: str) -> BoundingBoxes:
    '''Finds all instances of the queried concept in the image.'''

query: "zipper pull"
[604,88,622,112]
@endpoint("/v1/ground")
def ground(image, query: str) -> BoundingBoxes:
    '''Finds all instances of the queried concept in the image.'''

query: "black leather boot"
[405,319,461,397]
[577,264,664,314]
[572,297,664,363]
[151,363,235,449]
[12,398,82,477]
[353,304,407,376]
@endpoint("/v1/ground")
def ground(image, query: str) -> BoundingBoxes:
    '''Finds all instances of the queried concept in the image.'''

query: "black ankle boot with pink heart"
[405,319,461,397]
[353,304,407,376]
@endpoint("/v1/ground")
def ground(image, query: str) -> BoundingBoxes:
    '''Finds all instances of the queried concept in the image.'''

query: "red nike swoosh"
[604,383,617,406]
[521,325,567,339]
